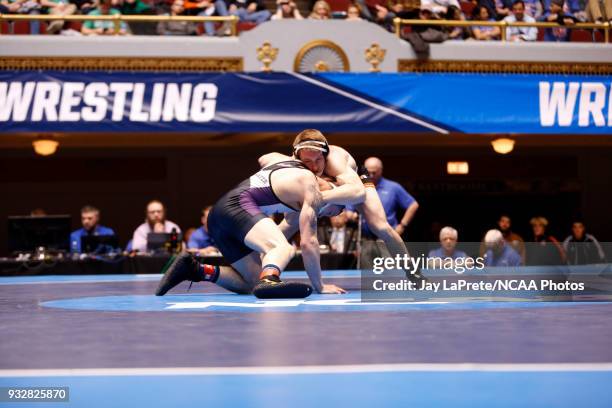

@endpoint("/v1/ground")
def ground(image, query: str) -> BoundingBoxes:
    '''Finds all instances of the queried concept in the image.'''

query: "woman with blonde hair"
[309,0,330,19]
[527,216,566,265]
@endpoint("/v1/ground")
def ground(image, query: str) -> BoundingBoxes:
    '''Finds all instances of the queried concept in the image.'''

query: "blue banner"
[1,71,610,134]
[321,72,612,134]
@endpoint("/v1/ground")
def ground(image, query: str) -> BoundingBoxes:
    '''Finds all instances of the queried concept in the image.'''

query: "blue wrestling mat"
[3,367,612,408]
[1,271,611,408]
[41,292,612,313]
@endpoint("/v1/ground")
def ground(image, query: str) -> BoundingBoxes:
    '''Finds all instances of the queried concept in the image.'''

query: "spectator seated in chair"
[346,3,362,19]
[445,5,469,39]
[483,229,523,267]
[503,0,537,41]
[70,205,115,254]
[113,0,156,34]
[41,0,77,34]
[562,220,606,265]
[81,0,129,35]
[183,0,231,36]
[113,0,151,14]
[272,0,303,19]
[471,4,501,40]
[131,200,181,253]
[309,0,331,19]
[540,0,578,41]
[228,0,271,25]
[527,216,566,265]
[1,0,43,34]
[375,0,420,32]
[157,0,198,35]
[427,226,469,266]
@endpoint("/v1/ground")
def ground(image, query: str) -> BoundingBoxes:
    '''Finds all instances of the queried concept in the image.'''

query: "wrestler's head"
[300,149,326,176]
[292,129,329,177]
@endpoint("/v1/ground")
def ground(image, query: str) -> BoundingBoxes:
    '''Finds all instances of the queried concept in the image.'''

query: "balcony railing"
[394,18,610,43]
[0,14,239,36]
[1,14,609,42]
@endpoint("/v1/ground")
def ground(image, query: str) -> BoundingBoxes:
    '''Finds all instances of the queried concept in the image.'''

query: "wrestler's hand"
[319,284,347,294]
[317,177,333,191]
[394,223,405,236]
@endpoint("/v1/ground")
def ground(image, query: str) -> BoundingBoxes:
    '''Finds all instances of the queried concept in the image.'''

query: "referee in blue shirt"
[360,157,419,238]
[349,157,419,267]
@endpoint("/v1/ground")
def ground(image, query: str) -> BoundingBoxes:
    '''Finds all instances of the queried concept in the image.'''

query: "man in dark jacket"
[563,221,606,265]
[318,212,358,254]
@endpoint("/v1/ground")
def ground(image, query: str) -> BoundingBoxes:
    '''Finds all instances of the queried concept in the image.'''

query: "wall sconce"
[32,138,59,156]
[491,138,515,154]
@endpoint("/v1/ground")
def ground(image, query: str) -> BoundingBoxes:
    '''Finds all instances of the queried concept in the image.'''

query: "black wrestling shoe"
[155,253,202,296]
[252,275,313,299]
[406,268,428,287]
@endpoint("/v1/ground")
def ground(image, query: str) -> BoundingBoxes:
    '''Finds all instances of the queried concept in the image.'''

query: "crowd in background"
[1,0,610,40]
[56,155,608,268]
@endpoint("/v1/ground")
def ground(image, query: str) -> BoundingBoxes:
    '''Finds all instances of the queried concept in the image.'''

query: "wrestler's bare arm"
[258,152,292,168]
[278,176,341,240]
[299,178,324,292]
[320,146,365,206]
[258,147,364,207]
[299,176,347,295]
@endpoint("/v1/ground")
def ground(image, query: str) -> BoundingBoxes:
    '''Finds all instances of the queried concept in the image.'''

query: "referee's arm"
[396,187,419,235]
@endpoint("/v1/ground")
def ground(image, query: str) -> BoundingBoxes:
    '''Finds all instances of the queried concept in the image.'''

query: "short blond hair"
[530,217,548,227]
[310,0,331,17]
